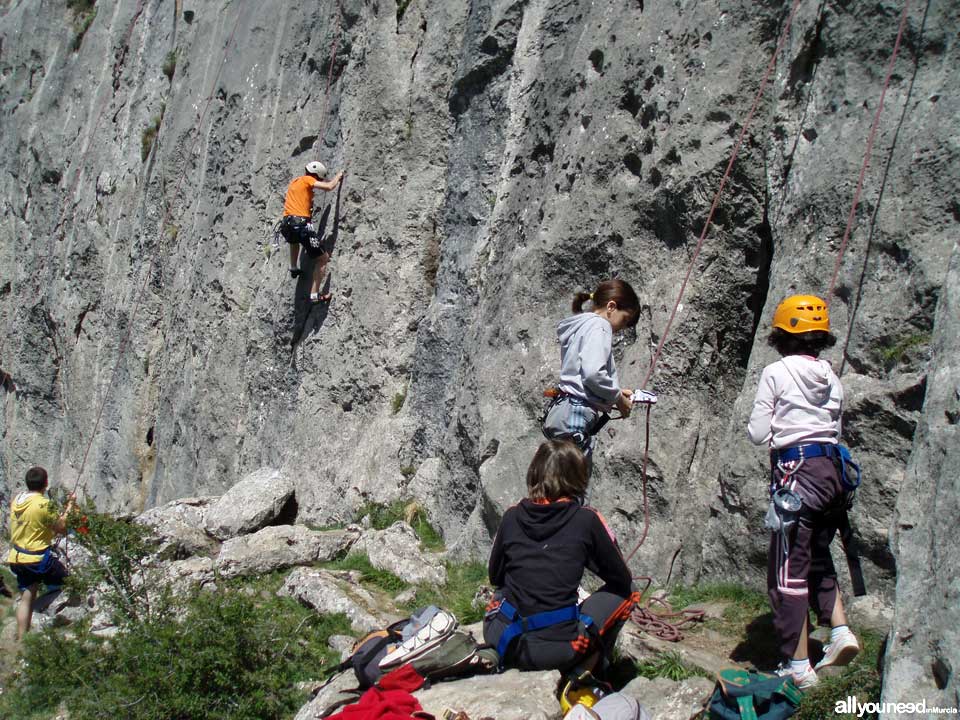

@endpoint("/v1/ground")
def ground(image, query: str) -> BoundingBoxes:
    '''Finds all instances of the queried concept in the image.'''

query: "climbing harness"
[773,443,861,491]
[489,597,593,670]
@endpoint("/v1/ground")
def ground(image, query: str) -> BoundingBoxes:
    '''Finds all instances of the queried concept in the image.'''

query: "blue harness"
[494,598,593,668]
[773,442,861,491]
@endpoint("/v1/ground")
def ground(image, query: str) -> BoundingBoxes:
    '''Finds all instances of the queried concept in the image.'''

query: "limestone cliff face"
[0,0,956,683]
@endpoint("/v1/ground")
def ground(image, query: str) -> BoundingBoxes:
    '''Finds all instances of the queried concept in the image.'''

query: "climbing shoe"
[815,631,860,670]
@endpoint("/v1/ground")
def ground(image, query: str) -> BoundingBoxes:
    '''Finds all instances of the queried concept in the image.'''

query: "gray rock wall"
[1,0,956,614]
[882,241,959,710]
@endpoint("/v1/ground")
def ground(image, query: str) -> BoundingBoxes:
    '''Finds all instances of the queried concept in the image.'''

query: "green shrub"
[0,590,351,720]
[396,0,414,22]
[162,50,177,81]
[878,332,931,368]
[64,505,155,624]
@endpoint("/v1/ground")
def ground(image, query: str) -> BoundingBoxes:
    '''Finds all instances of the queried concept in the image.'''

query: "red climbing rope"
[827,0,911,297]
[640,0,806,392]
[624,0,807,577]
[71,10,246,496]
[629,577,706,642]
[316,0,345,149]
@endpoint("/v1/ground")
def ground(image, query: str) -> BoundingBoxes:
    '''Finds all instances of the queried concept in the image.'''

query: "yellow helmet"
[560,680,603,715]
[772,294,830,334]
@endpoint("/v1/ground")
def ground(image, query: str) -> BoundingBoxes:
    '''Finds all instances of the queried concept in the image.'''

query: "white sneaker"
[776,662,819,690]
[815,632,860,670]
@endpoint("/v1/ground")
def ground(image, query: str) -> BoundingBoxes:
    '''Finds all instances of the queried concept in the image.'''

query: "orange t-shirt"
[283,175,321,217]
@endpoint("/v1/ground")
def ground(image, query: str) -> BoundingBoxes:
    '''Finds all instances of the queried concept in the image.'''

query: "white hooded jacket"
[556,312,621,411]
[747,355,843,449]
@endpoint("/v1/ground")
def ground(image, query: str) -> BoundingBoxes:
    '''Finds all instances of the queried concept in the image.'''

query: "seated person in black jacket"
[483,439,638,673]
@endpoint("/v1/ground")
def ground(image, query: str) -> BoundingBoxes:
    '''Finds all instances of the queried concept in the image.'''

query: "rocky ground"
[0,471,893,719]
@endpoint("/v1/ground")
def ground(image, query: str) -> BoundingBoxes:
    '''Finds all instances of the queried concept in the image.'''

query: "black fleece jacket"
[488,499,632,622]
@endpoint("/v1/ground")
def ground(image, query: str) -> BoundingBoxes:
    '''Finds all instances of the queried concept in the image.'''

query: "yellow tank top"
[7,492,56,564]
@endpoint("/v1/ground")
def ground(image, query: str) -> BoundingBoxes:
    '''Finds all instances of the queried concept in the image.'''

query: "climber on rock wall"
[280,160,344,304]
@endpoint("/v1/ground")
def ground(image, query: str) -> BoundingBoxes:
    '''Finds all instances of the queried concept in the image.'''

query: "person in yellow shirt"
[7,466,76,640]
[281,160,345,303]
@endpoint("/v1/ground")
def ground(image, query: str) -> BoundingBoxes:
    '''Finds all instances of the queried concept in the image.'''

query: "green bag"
[707,668,802,720]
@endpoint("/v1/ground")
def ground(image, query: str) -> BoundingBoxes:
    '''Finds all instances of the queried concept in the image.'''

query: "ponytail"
[571,291,593,313]
[571,279,641,327]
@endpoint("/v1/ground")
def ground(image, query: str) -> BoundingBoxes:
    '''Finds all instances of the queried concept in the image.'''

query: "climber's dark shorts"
[10,557,67,592]
[281,215,329,259]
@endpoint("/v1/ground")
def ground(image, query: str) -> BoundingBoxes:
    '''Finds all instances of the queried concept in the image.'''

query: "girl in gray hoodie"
[542,280,641,462]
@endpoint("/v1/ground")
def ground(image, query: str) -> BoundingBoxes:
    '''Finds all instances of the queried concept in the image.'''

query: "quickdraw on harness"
[769,442,866,596]
[489,597,593,671]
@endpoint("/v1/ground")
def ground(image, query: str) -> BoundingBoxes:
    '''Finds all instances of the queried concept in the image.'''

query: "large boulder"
[415,669,558,720]
[355,521,447,586]
[279,567,396,634]
[216,525,360,578]
[136,496,219,558]
[203,468,295,540]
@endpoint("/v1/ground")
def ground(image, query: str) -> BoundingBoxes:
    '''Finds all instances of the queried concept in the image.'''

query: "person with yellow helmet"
[747,295,860,690]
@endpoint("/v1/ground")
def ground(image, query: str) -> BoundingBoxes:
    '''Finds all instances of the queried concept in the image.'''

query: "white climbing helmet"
[305,161,327,178]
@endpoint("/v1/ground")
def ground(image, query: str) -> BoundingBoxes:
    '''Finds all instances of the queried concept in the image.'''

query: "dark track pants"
[483,588,635,672]
[767,455,847,659]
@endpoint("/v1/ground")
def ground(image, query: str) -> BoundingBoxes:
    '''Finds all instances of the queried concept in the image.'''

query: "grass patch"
[796,629,884,720]
[140,107,165,162]
[391,387,406,414]
[668,581,769,628]
[162,50,177,81]
[398,561,488,624]
[356,499,444,551]
[396,0,414,22]
[635,651,710,681]
[325,552,411,596]
[878,332,931,368]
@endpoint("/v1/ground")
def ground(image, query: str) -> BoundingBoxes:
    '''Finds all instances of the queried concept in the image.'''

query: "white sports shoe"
[776,662,819,690]
[815,632,860,670]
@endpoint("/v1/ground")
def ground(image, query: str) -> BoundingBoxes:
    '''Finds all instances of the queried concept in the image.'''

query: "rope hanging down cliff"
[625,0,915,640]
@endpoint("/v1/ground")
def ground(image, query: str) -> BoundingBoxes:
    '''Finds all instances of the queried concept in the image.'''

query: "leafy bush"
[391,387,406,414]
[67,0,97,51]
[0,590,351,720]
